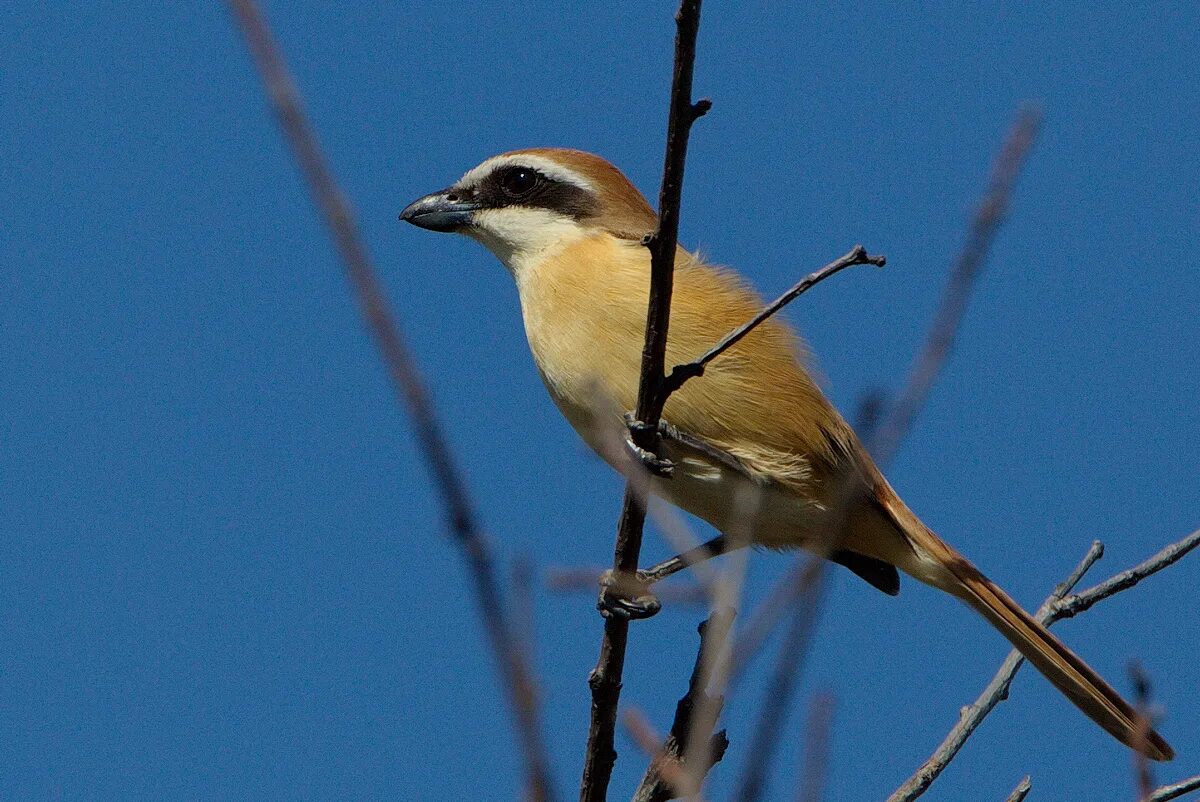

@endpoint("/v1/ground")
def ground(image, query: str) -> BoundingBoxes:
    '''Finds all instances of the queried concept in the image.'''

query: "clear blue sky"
[3,3,1197,800]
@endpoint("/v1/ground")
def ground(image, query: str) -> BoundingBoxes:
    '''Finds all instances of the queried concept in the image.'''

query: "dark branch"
[632,610,734,802]
[226,3,554,800]
[662,246,886,396]
[579,3,708,801]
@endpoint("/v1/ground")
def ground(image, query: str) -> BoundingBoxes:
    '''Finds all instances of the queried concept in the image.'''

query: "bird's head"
[399,148,657,272]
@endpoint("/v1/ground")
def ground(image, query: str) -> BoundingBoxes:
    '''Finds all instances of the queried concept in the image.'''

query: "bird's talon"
[625,438,675,477]
[597,569,662,620]
[622,414,675,478]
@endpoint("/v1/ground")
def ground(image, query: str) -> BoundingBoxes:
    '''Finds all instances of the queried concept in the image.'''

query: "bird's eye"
[500,167,540,197]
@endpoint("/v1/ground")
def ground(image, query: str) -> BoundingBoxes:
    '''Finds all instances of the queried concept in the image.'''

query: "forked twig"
[226,3,554,799]
[889,531,1200,802]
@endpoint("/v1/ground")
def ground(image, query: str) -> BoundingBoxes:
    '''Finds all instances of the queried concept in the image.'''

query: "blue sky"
[2,3,1197,800]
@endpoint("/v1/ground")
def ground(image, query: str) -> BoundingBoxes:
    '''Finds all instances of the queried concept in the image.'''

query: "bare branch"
[1052,529,1200,622]
[1148,774,1200,802]
[1002,776,1032,802]
[632,610,734,802]
[869,107,1042,465]
[622,708,701,802]
[662,246,886,396]
[580,3,708,799]
[887,541,1102,802]
[225,3,554,799]
[888,528,1200,802]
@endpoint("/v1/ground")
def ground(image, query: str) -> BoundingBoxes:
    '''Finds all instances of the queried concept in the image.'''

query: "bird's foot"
[597,569,662,620]
[623,414,675,478]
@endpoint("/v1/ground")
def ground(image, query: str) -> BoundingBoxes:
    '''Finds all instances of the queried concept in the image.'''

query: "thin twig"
[225,3,554,800]
[887,529,1200,802]
[1148,774,1200,802]
[869,107,1042,465]
[662,246,886,396]
[887,541,1103,802]
[632,610,735,802]
[1003,776,1032,802]
[1052,529,1200,622]
[580,3,708,800]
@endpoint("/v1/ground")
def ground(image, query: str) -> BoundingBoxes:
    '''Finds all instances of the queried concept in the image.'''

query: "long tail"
[866,478,1175,761]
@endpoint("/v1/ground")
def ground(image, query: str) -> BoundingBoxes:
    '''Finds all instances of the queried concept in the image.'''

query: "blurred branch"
[793,692,836,802]
[580,2,709,800]
[710,112,1043,798]
[1130,663,1156,801]
[1002,776,1032,802]
[869,107,1042,465]
[631,610,734,802]
[226,3,554,800]
[890,529,1200,802]
[732,565,827,802]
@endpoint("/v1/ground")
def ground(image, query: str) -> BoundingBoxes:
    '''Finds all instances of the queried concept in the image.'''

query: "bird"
[399,147,1173,760]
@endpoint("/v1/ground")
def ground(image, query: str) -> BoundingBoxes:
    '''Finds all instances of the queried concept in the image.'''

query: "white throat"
[465,207,590,281]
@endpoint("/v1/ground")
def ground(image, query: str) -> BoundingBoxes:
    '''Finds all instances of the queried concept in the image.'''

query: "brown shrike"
[400,148,1173,760]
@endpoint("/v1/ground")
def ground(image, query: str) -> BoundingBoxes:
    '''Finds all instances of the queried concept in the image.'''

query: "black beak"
[398,188,482,232]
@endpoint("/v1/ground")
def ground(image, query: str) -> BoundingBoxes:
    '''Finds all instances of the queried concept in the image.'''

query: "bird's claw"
[623,414,675,478]
[597,569,662,620]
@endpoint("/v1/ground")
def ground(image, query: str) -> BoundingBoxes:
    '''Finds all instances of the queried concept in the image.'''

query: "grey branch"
[226,3,554,800]
[1002,776,1032,802]
[1148,773,1200,802]
[889,530,1200,802]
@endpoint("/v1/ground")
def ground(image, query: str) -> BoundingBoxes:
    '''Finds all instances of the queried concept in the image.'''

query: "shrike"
[400,147,1172,760]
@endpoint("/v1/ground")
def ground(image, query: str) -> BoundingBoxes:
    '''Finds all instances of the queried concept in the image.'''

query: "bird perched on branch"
[400,147,1173,761]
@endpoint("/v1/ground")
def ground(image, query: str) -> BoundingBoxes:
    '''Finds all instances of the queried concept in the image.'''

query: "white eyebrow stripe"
[458,153,596,193]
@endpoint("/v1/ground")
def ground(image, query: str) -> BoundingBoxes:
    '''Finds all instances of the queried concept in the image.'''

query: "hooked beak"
[398,189,482,232]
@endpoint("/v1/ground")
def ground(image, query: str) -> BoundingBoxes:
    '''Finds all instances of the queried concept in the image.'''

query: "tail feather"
[945,549,1173,760]
[868,478,1174,761]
